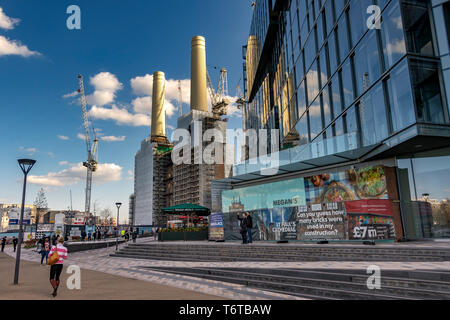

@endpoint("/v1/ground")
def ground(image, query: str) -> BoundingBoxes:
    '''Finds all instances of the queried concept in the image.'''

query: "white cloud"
[77,133,86,140]
[63,91,79,99]
[57,135,70,141]
[130,74,241,118]
[59,161,69,166]
[28,163,123,187]
[0,35,40,57]
[89,105,150,127]
[86,72,123,107]
[131,75,190,117]
[100,135,126,142]
[0,7,20,30]
[19,146,37,154]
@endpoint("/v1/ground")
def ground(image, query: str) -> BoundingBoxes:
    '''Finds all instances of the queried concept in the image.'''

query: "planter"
[158,230,208,241]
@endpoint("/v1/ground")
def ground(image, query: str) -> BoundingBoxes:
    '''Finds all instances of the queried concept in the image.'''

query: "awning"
[162,203,210,216]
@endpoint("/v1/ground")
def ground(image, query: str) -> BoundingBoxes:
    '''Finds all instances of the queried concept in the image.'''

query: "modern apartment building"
[224,0,450,240]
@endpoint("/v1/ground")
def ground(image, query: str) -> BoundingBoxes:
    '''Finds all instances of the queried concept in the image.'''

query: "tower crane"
[77,74,99,215]
[206,67,230,116]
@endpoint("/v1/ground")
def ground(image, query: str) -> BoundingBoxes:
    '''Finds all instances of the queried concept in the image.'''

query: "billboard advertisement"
[209,212,225,241]
[222,178,306,213]
[296,202,347,240]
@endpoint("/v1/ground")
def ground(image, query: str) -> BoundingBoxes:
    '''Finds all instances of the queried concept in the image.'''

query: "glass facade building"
[233,0,450,240]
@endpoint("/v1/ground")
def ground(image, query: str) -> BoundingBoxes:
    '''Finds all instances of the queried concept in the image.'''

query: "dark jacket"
[1,237,6,245]
[237,215,248,233]
[246,215,253,229]
[13,238,18,245]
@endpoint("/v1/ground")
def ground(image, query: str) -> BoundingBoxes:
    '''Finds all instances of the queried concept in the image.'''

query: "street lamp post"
[115,202,122,251]
[14,159,36,285]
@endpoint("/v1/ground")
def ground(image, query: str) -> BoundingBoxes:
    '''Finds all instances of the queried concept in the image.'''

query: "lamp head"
[18,159,36,175]
[115,202,122,209]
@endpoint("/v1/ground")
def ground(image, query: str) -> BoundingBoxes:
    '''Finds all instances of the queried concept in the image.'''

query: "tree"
[100,208,112,225]
[33,188,48,224]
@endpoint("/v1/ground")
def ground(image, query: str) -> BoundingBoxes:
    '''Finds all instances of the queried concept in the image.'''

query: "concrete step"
[115,247,446,262]
[142,266,450,300]
[125,244,450,260]
[140,266,422,300]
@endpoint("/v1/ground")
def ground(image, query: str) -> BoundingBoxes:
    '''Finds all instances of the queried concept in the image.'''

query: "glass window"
[319,45,329,89]
[306,60,320,105]
[334,0,346,19]
[348,0,372,46]
[309,97,323,140]
[325,0,334,36]
[398,149,450,239]
[410,59,445,124]
[337,14,350,62]
[341,59,354,108]
[297,79,307,117]
[354,30,381,97]
[328,31,339,75]
[401,0,435,56]
[345,105,358,134]
[381,0,407,70]
[322,85,332,127]
[331,75,342,119]
[295,112,310,146]
[317,12,325,49]
[359,81,389,146]
[304,31,317,71]
[387,59,416,132]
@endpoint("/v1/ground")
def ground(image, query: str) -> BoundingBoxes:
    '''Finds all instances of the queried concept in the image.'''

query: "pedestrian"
[237,213,248,244]
[51,234,57,246]
[1,236,6,252]
[12,236,18,252]
[48,237,68,298]
[132,230,137,243]
[153,228,158,241]
[93,231,97,241]
[246,212,253,244]
[88,232,92,241]
[40,238,50,265]
[104,230,107,240]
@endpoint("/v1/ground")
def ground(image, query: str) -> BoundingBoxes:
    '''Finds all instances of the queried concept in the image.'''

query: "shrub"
[160,227,208,233]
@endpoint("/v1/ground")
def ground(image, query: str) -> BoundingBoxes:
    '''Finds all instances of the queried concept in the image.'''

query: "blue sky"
[0,1,253,222]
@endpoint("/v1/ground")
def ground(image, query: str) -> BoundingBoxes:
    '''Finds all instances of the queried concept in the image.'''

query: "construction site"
[132,35,237,227]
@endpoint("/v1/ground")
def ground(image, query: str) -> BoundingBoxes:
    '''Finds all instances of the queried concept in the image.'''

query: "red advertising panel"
[345,200,393,216]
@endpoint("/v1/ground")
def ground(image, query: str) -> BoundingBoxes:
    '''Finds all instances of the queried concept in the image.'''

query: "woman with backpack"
[48,237,68,297]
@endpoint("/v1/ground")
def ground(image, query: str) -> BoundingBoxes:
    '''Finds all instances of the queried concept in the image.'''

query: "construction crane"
[77,74,99,215]
[206,67,230,116]
[236,79,247,110]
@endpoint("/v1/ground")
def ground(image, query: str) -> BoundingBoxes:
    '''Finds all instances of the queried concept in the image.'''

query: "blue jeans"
[40,251,49,264]
[247,228,253,243]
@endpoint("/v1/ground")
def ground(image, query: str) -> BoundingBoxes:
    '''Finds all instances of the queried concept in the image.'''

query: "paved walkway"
[0,252,222,300]
[2,242,306,300]
[4,239,450,300]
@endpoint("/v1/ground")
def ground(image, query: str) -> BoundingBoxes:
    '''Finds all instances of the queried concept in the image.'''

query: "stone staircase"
[110,243,450,262]
[138,266,450,300]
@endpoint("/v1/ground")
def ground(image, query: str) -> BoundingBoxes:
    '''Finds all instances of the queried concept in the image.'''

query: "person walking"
[246,212,253,244]
[1,236,6,252]
[103,229,107,240]
[12,236,18,252]
[88,232,92,241]
[237,213,248,244]
[48,237,68,298]
[51,234,57,246]
[132,230,137,243]
[40,238,50,265]
[93,230,97,241]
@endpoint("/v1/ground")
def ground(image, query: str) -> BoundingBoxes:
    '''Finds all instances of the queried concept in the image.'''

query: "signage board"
[209,212,225,241]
